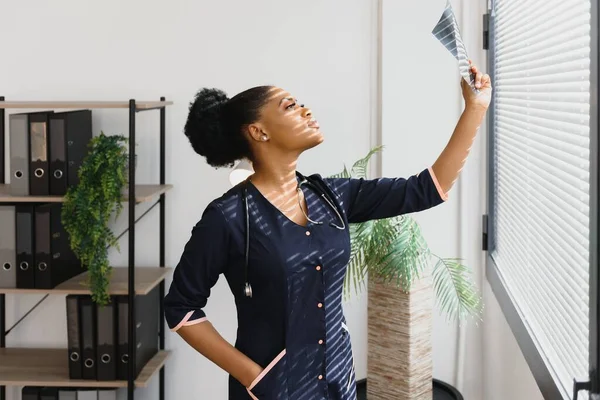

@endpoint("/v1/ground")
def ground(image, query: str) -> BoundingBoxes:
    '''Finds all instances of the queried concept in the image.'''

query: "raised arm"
[323,62,491,224]
[431,61,492,194]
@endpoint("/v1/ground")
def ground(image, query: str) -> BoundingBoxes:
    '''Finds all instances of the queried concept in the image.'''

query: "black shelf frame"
[0,96,5,400]
[0,97,169,400]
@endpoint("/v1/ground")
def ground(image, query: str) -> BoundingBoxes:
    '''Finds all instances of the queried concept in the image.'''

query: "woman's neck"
[248,153,309,226]
[250,158,299,195]
[248,157,307,218]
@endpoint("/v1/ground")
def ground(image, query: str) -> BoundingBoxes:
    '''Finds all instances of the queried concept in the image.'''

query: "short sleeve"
[324,166,448,224]
[164,203,230,332]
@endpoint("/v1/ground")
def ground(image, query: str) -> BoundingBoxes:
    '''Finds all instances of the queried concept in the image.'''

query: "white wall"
[1,0,378,399]
[482,282,545,400]
[1,0,556,399]
[381,0,545,399]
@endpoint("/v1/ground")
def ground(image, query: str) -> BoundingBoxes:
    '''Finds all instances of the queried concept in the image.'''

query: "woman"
[164,61,492,400]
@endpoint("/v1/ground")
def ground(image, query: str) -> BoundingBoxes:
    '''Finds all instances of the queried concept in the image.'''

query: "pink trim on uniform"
[170,311,208,332]
[428,167,449,201]
[246,349,287,397]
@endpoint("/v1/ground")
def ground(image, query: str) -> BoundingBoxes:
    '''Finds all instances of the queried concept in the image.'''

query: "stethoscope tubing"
[241,176,345,297]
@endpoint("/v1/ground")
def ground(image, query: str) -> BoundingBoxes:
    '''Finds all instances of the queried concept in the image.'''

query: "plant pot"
[367,268,434,399]
[432,379,464,400]
[357,378,464,400]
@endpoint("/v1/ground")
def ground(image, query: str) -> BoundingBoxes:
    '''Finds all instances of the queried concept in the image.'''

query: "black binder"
[50,203,81,286]
[0,101,4,184]
[34,204,52,288]
[66,294,82,379]
[117,286,160,380]
[15,204,35,288]
[29,112,52,196]
[35,203,81,289]
[80,295,97,380]
[48,110,93,195]
[22,386,39,400]
[116,295,129,380]
[40,387,58,400]
[97,297,117,381]
[48,114,67,196]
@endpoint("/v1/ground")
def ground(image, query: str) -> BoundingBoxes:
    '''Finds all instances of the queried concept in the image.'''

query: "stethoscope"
[242,173,346,298]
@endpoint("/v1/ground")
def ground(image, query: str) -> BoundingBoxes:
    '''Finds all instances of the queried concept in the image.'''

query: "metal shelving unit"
[0,97,173,400]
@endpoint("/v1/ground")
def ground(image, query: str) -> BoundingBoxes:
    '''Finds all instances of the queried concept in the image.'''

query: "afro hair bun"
[184,85,274,168]
[184,88,244,168]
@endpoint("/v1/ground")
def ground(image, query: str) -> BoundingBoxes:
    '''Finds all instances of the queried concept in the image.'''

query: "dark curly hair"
[183,85,274,167]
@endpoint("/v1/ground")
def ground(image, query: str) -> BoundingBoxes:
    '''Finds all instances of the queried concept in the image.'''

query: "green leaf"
[431,257,483,322]
[329,164,351,179]
[369,216,429,291]
[344,219,374,298]
[350,145,383,179]
[61,132,129,306]
[331,145,484,322]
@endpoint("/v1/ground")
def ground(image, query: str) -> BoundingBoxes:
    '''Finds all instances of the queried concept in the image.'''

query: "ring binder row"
[9,109,92,197]
[0,108,93,291]
[0,203,82,289]
[66,286,160,382]
[22,387,118,400]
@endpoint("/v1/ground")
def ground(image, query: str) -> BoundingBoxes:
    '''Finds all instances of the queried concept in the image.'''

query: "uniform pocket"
[246,349,287,400]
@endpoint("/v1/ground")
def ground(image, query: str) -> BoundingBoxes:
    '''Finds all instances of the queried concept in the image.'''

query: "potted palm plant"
[330,146,481,400]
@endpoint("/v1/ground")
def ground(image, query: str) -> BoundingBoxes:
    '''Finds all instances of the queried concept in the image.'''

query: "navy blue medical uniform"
[164,167,448,400]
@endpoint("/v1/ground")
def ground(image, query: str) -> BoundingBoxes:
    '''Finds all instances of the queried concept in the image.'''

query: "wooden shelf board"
[0,100,172,111]
[0,348,170,388]
[0,184,173,204]
[0,267,172,295]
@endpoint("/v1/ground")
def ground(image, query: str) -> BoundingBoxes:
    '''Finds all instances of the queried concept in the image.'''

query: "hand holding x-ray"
[432,0,479,93]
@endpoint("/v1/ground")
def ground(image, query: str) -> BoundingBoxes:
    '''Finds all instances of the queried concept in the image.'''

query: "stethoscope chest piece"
[244,282,253,298]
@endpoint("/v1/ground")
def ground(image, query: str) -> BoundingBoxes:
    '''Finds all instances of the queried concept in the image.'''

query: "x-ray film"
[432,0,478,92]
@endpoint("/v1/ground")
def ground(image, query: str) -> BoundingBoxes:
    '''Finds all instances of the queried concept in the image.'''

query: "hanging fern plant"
[331,146,483,321]
[61,132,129,306]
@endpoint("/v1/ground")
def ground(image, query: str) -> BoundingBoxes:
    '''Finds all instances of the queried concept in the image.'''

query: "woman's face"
[248,87,324,154]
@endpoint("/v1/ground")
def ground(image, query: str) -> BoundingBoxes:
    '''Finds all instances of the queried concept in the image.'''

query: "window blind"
[490,0,592,396]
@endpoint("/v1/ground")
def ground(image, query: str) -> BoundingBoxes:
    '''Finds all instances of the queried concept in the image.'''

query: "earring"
[262,136,268,141]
